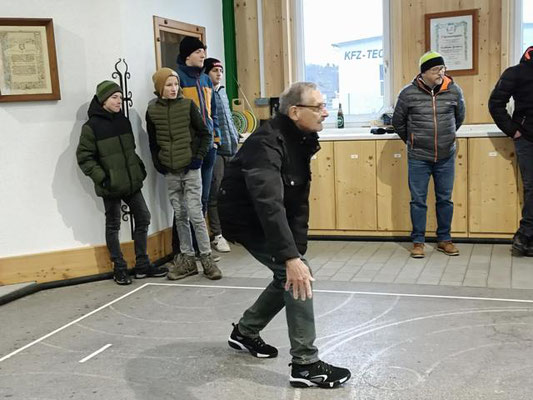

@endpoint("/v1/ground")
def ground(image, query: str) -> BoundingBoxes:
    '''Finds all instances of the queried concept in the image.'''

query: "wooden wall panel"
[262,0,284,97]
[234,0,268,119]
[235,0,508,124]
[394,0,503,124]
[0,229,172,285]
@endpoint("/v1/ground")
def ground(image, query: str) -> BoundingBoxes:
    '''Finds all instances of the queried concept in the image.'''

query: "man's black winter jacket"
[489,46,533,141]
[218,114,320,262]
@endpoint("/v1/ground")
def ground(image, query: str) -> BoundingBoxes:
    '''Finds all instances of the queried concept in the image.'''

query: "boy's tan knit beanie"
[152,68,179,96]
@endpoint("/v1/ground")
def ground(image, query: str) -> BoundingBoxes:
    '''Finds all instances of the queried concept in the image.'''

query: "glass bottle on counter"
[337,103,344,129]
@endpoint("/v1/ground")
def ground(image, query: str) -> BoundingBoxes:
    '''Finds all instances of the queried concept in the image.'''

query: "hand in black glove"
[184,157,202,174]
[188,157,202,170]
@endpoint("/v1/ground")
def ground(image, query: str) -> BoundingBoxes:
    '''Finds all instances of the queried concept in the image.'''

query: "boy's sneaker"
[167,254,198,280]
[290,360,351,388]
[113,266,132,285]
[212,234,231,253]
[228,323,278,358]
[147,264,168,277]
[199,254,222,280]
[135,263,168,279]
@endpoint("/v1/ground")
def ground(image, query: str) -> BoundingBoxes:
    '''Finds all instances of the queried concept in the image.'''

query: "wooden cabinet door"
[334,141,377,230]
[426,139,468,233]
[468,138,519,234]
[376,140,411,232]
[309,141,335,229]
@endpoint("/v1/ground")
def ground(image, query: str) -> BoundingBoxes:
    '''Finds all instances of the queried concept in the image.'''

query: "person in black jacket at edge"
[489,46,533,256]
[218,82,351,388]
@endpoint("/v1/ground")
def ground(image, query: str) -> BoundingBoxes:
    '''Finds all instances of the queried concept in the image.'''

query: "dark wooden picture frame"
[425,9,478,76]
[0,18,61,102]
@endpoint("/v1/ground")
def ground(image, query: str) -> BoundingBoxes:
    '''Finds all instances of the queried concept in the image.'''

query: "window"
[522,0,533,54]
[295,0,390,126]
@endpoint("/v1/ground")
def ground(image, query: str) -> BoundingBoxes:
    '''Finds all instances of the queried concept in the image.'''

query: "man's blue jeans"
[408,152,455,243]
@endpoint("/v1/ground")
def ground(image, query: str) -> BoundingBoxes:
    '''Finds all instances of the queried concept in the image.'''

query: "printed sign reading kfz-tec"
[344,49,384,60]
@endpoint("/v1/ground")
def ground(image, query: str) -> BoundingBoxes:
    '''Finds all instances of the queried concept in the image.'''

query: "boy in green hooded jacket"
[77,80,167,284]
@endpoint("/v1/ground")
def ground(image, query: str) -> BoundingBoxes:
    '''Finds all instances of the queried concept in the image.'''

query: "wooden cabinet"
[376,140,411,232]
[334,141,377,230]
[308,136,518,239]
[309,141,335,229]
[468,137,519,234]
[426,139,468,234]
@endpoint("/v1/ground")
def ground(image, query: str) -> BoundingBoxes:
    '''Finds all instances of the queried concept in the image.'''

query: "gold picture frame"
[0,18,61,102]
[425,9,479,76]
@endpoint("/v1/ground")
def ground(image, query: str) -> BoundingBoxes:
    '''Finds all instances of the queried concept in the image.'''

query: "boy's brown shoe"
[167,254,198,280]
[437,241,459,256]
[410,243,425,258]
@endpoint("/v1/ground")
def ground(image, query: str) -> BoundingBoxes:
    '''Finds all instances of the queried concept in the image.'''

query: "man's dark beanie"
[419,51,445,73]
[204,58,223,74]
[177,36,206,63]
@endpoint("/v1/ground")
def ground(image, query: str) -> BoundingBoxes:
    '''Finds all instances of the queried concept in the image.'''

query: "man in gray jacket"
[392,51,465,258]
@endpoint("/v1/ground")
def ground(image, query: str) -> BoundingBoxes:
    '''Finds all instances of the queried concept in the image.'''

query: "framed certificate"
[425,9,478,76]
[0,18,61,102]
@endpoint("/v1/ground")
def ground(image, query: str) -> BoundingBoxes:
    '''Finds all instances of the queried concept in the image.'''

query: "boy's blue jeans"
[408,152,455,243]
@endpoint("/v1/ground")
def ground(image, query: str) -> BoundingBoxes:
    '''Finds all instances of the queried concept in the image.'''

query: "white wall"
[0,0,224,257]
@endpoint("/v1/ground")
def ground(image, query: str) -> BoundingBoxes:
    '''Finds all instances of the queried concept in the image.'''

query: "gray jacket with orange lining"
[392,74,465,162]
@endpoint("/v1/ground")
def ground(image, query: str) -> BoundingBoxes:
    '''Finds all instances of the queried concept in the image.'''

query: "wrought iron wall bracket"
[112,58,133,119]
[113,58,135,240]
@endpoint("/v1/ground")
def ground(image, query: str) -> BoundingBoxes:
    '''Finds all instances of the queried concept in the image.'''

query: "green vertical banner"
[222,0,238,108]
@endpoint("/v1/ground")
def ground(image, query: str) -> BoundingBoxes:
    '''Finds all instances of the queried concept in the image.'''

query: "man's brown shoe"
[437,241,459,256]
[410,243,425,258]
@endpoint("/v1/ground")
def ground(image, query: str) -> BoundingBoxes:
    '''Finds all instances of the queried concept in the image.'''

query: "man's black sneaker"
[227,323,278,358]
[113,267,132,285]
[135,264,168,279]
[512,232,529,256]
[290,360,351,388]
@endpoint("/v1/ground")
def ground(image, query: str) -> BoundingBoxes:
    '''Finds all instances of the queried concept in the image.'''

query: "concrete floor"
[1,240,533,399]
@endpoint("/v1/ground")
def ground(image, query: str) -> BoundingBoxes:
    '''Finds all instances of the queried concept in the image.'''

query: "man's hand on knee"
[284,257,315,301]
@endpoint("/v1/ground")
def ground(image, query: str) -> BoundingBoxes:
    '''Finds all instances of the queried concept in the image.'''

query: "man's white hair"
[278,82,318,115]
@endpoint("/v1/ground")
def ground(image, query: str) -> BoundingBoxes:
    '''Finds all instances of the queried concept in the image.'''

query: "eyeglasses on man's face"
[428,65,446,74]
[295,103,327,112]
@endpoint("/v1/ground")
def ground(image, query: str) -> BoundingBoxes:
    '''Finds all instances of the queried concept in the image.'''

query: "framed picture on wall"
[425,9,478,76]
[0,18,61,102]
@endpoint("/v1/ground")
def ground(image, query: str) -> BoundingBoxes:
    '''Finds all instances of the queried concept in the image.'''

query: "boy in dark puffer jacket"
[77,80,167,285]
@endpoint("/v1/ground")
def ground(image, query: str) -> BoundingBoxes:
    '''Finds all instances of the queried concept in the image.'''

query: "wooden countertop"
[318,124,505,141]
